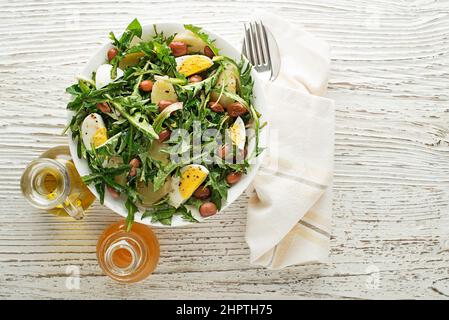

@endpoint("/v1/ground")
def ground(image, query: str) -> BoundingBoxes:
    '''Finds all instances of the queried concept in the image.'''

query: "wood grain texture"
[1,0,449,299]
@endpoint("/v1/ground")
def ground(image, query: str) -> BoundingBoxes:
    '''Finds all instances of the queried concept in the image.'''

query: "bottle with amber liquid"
[96,221,160,283]
[20,145,95,219]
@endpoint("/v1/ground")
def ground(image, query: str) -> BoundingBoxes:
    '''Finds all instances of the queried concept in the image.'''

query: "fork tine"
[250,22,262,66]
[254,21,266,66]
[242,37,247,58]
[260,21,274,79]
[257,21,270,67]
[243,23,255,65]
[248,22,259,66]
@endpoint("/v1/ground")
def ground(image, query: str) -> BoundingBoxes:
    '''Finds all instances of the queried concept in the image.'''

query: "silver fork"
[242,21,275,81]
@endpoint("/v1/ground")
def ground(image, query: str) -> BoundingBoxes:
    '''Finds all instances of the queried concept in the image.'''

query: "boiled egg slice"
[168,164,209,208]
[229,116,246,150]
[81,113,108,151]
[95,64,124,89]
[175,55,213,77]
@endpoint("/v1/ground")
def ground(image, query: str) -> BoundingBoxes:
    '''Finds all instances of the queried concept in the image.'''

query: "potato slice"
[211,61,240,107]
[138,177,172,207]
[151,79,178,105]
[148,141,169,164]
[173,30,207,54]
[119,52,145,70]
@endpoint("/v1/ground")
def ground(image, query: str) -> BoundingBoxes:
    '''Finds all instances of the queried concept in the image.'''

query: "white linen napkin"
[245,13,335,269]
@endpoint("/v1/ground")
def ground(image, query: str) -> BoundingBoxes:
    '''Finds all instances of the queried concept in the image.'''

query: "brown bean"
[169,41,188,57]
[226,172,242,185]
[96,102,111,113]
[204,46,214,58]
[199,202,217,217]
[217,145,231,159]
[157,129,171,143]
[107,48,118,61]
[107,186,120,199]
[129,167,137,177]
[189,75,202,83]
[193,185,211,200]
[227,102,248,117]
[139,80,153,92]
[208,101,224,113]
[129,158,141,168]
[158,100,175,112]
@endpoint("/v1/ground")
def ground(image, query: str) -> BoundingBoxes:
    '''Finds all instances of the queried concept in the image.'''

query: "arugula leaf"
[95,181,105,204]
[125,197,138,231]
[152,102,183,133]
[142,204,197,224]
[179,205,199,223]
[82,164,129,184]
[66,83,83,96]
[109,18,143,51]
[152,39,177,76]
[142,204,175,225]
[180,65,222,98]
[153,162,179,191]
[205,170,228,210]
[96,132,122,156]
[112,100,158,139]
[126,18,143,38]
[238,59,254,102]
[248,103,261,155]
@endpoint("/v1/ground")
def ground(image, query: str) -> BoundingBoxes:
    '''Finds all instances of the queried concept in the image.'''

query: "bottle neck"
[20,158,71,210]
[103,233,146,277]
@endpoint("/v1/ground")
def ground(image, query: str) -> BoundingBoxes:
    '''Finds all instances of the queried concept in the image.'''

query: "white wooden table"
[1,0,449,299]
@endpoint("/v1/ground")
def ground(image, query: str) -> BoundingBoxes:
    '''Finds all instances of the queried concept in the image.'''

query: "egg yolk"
[178,56,213,77]
[93,127,108,147]
[179,167,208,199]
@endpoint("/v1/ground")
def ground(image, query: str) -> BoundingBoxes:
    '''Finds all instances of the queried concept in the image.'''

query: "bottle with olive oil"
[21,145,95,219]
[96,220,160,283]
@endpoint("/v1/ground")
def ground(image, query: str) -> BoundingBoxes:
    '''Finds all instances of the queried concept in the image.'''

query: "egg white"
[81,113,106,151]
[229,116,246,150]
[95,64,124,89]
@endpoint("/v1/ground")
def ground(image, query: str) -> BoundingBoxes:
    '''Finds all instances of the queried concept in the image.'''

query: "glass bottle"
[96,220,160,283]
[20,145,95,219]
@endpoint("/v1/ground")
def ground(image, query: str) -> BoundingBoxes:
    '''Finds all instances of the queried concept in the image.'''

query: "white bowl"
[68,23,268,227]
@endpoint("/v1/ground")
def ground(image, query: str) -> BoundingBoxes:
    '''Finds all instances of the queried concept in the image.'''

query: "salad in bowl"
[65,19,266,229]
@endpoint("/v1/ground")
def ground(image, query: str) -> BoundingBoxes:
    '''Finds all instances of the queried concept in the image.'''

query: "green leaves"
[142,204,197,225]
[153,162,179,191]
[96,132,122,156]
[238,59,254,103]
[142,204,175,225]
[125,197,138,231]
[112,99,158,139]
[206,170,228,210]
[181,65,222,99]
[127,18,143,38]
[152,102,183,133]
[109,18,142,51]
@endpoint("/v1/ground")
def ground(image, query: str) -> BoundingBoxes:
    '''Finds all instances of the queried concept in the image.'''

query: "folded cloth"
[244,13,335,269]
